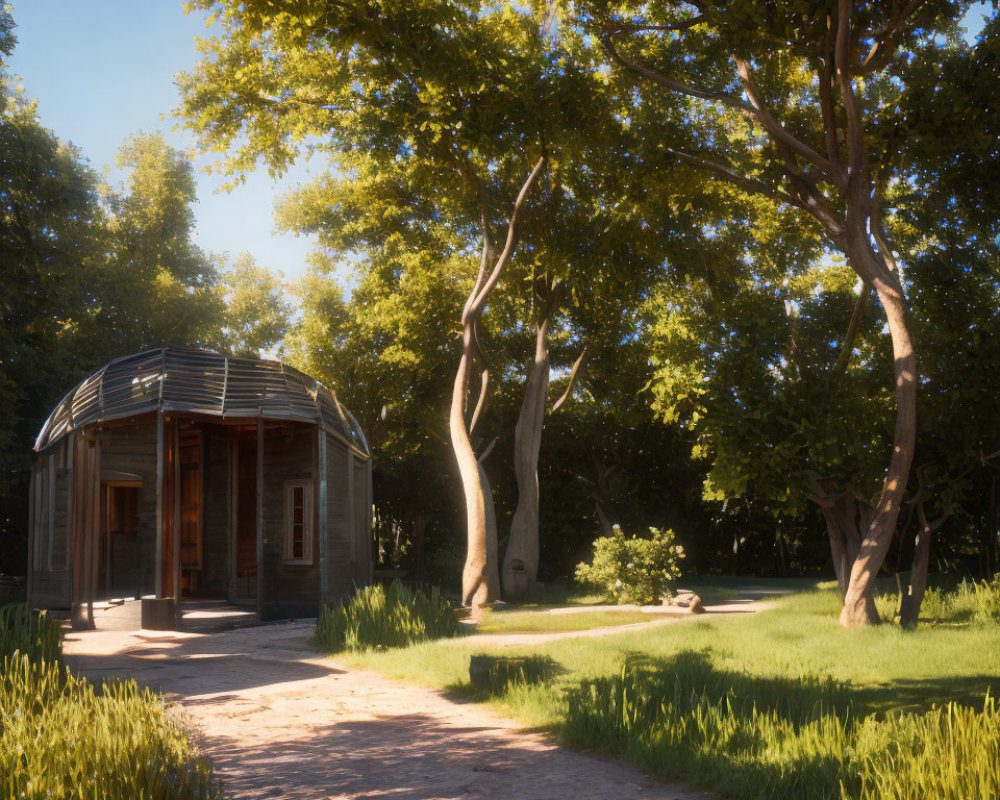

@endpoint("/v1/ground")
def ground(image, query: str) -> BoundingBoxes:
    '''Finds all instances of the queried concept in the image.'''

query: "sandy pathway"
[60,597,768,800]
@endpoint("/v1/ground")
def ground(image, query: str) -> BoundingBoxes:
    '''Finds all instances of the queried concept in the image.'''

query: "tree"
[583,0,971,625]
[179,0,609,606]
[214,253,291,358]
[91,133,221,354]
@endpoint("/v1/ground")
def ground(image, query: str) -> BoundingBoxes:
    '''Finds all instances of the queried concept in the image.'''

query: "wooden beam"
[256,415,264,620]
[317,424,328,608]
[346,447,355,586]
[154,411,164,598]
[173,422,182,602]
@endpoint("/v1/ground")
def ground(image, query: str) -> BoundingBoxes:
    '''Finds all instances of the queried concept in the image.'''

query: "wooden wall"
[29,437,73,609]
[95,421,158,598]
[325,434,352,602]
[259,421,319,619]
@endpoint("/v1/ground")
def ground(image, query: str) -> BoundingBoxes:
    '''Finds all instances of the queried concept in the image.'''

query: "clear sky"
[6,0,321,284]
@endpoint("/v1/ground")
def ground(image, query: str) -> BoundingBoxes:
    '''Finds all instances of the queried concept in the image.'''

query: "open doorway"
[99,482,142,598]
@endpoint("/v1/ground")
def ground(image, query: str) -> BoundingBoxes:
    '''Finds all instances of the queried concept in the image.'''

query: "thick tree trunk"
[899,523,931,626]
[451,347,498,607]
[502,316,550,598]
[838,236,917,627]
[818,491,870,596]
[451,157,546,608]
[592,454,616,537]
[411,514,429,580]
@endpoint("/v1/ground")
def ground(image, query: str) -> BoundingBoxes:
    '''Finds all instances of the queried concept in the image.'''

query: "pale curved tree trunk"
[451,157,546,607]
[837,237,917,627]
[502,315,551,597]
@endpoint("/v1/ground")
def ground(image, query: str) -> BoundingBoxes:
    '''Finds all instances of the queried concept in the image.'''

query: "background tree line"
[4,2,1000,625]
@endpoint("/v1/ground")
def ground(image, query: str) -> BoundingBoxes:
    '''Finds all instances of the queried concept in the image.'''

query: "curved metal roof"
[35,347,368,456]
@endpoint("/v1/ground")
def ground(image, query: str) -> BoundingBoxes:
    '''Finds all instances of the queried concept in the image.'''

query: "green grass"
[0,601,62,663]
[316,581,459,652]
[337,580,1000,799]
[474,608,672,633]
[1,606,221,799]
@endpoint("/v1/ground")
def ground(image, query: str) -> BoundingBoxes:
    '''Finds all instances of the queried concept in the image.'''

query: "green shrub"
[468,654,557,696]
[900,577,1000,625]
[0,652,221,800]
[0,601,62,663]
[575,525,685,604]
[316,581,458,653]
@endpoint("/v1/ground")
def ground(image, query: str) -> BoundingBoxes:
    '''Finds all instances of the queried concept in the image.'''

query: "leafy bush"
[0,601,62,663]
[1,652,221,800]
[316,581,458,653]
[562,651,1000,800]
[898,577,1000,625]
[575,525,685,604]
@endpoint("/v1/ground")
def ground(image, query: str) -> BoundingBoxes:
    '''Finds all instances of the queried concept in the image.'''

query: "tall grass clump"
[1,652,221,800]
[562,649,1000,800]
[849,696,1000,800]
[563,651,852,799]
[908,577,1000,625]
[317,581,458,653]
[0,601,62,663]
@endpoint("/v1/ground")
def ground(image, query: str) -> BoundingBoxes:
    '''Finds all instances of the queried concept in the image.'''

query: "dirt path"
[62,594,771,799]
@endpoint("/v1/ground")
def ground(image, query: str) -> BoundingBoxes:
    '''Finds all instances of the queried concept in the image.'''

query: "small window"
[283,480,314,564]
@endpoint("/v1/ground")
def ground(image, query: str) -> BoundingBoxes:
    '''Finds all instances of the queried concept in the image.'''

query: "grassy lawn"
[472,607,676,633]
[337,581,1000,800]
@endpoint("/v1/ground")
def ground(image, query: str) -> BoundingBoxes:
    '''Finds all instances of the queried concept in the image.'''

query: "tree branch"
[468,156,546,315]
[734,58,837,175]
[551,345,588,412]
[468,367,490,434]
[601,31,749,111]
[833,281,872,375]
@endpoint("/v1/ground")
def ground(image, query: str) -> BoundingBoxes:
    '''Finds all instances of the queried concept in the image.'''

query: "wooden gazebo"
[28,347,372,623]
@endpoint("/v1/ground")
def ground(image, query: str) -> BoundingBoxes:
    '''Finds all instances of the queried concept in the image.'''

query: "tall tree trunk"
[816,490,870,596]
[592,454,616,537]
[899,506,945,627]
[451,157,545,608]
[451,346,497,606]
[411,514,429,580]
[838,236,917,627]
[502,316,550,598]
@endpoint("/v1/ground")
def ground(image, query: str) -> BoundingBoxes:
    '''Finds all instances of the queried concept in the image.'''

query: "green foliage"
[851,698,1000,800]
[214,252,291,358]
[915,577,1000,626]
[316,581,458,653]
[0,602,62,663]
[0,652,220,800]
[562,650,1000,800]
[575,526,685,605]
[468,654,557,696]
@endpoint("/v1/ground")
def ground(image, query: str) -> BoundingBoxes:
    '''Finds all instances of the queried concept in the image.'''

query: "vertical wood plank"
[47,455,56,572]
[317,425,328,608]
[173,422,182,600]
[154,411,164,598]
[256,416,264,619]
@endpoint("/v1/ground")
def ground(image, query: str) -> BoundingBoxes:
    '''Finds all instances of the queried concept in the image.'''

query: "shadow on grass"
[560,650,854,800]
[446,653,564,700]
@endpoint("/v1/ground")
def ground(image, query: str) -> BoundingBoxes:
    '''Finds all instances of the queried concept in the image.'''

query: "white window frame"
[283,479,314,564]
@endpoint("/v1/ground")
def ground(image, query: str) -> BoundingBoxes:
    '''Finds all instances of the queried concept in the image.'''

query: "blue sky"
[6,0,321,284]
